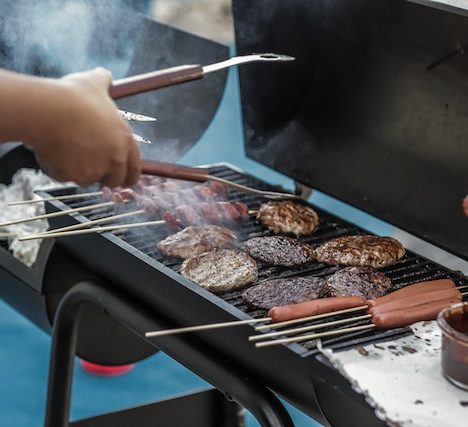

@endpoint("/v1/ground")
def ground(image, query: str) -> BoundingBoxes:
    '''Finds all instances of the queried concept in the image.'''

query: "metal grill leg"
[44,281,294,427]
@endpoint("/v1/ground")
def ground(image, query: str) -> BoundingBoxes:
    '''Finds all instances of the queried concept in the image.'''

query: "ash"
[318,321,468,427]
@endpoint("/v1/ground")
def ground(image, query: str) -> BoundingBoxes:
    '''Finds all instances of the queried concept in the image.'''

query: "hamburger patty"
[325,266,392,299]
[180,249,257,293]
[243,236,315,267]
[242,276,326,310]
[315,235,405,267]
[257,201,319,236]
[157,225,237,259]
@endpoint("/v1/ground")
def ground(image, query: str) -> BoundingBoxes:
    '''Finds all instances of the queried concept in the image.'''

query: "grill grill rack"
[35,163,467,424]
[42,163,467,356]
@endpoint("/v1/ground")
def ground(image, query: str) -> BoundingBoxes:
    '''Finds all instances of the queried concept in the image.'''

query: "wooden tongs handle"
[109,65,204,99]
[140,159,209,183]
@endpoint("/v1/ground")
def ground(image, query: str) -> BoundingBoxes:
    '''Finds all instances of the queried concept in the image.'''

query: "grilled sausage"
[372,296,462,329]
[369,288,461,316]
[366,279,456,308]
[268,296,366,322]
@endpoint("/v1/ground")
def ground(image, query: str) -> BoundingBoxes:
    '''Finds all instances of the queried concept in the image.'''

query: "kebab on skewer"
[252,279,466,348]
[20,201,253,241]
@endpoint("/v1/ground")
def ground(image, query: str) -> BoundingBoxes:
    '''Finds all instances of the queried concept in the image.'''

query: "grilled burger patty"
[158,225,237,259]
[243,236,315,267]
[242,276,326,310]
[257,201,319,236]
[180,249,257,293]
[325,266,392,299]
[315,235,405,267]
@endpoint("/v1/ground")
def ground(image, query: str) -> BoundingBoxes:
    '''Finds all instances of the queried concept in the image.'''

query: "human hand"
[28,67,140,187]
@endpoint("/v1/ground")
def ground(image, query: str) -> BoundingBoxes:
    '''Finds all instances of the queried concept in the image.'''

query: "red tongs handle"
[109,65,204,99]
[140,159,209,183]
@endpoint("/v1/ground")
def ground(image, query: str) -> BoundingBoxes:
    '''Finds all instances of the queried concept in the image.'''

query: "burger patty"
[242,276,326,310]
[324,266,392,299]
[157,225,237,259]
[180,249,257,293]
[315,235,405,267]
[257,201,319,236]
[242,236,315,267]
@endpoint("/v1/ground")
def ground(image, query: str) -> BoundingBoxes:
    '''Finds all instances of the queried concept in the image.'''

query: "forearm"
[0,69,65,146]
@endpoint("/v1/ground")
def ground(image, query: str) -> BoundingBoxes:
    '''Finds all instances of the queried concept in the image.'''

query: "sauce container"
[437,302,468,390]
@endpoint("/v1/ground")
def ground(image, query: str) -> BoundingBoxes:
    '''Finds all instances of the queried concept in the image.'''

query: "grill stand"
[45,281,294,427]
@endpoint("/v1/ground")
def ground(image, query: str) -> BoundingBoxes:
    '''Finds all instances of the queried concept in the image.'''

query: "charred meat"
[180,249,258,293]
[315,235,405,268]
[324,266,392,299]
[257,201,319,236]
[243,236,315,267]
[163,202,249,228]
[157,225,237,259]
[242,276,326,310]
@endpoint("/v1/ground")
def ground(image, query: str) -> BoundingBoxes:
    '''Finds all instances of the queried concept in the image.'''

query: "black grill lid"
[233,0,468,261]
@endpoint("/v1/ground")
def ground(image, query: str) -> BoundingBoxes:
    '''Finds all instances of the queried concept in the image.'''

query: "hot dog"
[369,287,461,316]
[366,279,455,308]
[268,296,366,323]
[372,297,462,329]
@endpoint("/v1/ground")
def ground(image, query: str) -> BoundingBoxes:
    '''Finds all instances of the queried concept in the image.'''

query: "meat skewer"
[266,279,461,323]
[19,202,253,241]
[7,176,167,206]
[252,282,466,348]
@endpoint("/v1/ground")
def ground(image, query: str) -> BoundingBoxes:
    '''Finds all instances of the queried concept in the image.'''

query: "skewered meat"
[103,181,228,216]
[163,202,249,228]
[242,236,315,267]
[180,249,257,293]
[257,201,319,236]
[157,225,237,259]
[315,235,405,267]
[242,276,326,310]
[268,296,366,322]
[324,266,391,299]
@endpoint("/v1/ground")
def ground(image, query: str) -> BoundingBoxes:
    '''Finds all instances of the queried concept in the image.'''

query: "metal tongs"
[109,53,295,99]
[140,160,299,200]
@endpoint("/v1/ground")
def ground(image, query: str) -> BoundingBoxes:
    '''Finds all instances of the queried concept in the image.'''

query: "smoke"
[0,0,141,77]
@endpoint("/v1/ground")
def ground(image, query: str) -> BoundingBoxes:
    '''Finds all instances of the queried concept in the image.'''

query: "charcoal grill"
[34,163,467,427]
[1,1,468,427]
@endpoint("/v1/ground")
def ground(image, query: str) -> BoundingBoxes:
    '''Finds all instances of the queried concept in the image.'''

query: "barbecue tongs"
[109,53,295,99]
[112,53,298,200]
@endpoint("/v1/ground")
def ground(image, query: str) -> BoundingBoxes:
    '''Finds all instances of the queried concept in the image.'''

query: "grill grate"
[52,164,468,355]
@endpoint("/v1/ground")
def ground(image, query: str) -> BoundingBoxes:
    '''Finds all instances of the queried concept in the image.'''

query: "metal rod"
[255,324,376,348]
[249,314,372,342]
[0,201,114,227]
[19,218,166,241]
[39,209,145,235]
[145,317,271,338]
[7,191,104,206]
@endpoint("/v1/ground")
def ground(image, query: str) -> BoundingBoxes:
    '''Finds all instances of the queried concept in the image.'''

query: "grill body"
[40,164,467,425]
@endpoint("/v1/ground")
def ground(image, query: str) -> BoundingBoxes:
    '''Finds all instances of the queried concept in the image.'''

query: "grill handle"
[109,65,204,99]
[140,159,209,182]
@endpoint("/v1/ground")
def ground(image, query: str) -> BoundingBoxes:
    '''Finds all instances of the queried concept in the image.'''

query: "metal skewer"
[249,314,372,342]
[19,209,258,241]
[19,219,166,241]
[38,209,145,236]
[145,317,271,338]
[0,201,115,228]
[255,324,376,348]
[8,191,104,206]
